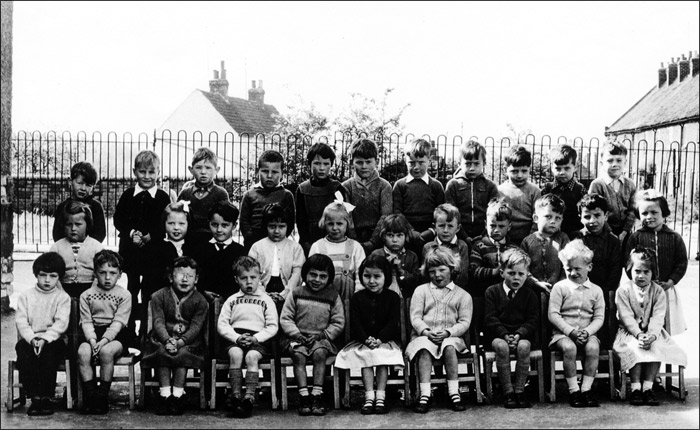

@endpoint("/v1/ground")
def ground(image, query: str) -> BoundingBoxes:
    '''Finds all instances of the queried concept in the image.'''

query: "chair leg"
[341,368,350,408]
[403,364,412,407]
[199,369,207,410]
[536,357,545,403]
[679,365,686,400]
[128,363,136,410]
[473,359,483,404]
[620,369,627,400]
[484,357,494,403]
[280,366,288,411]
[209,362,217,411]
[65,359,73,410]
[607,353,615,401]
[548,353,556,402]
[333,366,340,409]
[665,363,672,392]
[269,362,279,410]
[6,361,15,412]
[138,367,147,409]
[76,369,83,409]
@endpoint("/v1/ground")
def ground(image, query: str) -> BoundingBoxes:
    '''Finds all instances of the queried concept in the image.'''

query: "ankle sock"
[581,375,595,392]
[159,386,171,398]
[172,387,184,398]
[311,385,323,396]
[298,387,309,397]
[376,390,386,402]
[642,380,654,392]
[365,390,376,401]
[566,377,579,393]
[447,380,459,397]
[419,383,431,399]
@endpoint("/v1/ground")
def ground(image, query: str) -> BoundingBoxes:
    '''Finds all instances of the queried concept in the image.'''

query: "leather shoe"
[360,399,374,415]
[155,395,169,416]
[504,392,518,409]
[298,395,312,416]
[27,397,42,416]
[515,392,532,408]
[39,397,54,416]
[629,389,644,406]
[240,397,254,418]
[374,399,387,414]
[581,390,599,407]
[414,396,431,413]
[642,389,659,406]
[569,390,586,408]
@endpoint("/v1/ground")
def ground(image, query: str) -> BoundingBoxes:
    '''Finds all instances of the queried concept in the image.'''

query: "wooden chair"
[209,297,279,410]
[477,293,547,403]
[6,297,79,412]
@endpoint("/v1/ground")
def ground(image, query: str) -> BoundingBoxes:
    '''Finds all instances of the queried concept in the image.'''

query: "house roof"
[199,90,279,135]
[606,73,699,134]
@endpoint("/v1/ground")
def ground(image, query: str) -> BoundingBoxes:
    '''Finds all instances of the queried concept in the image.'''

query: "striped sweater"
[279,283,345,342]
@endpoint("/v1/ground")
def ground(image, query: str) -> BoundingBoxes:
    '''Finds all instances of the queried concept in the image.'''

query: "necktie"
[508,289,514,300]
[216,242,225,251]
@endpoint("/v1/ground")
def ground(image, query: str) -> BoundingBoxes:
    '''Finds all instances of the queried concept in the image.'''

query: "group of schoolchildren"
[15,137,689,420]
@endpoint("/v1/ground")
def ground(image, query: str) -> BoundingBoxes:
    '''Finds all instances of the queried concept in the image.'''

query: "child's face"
[170,266,198,294]
[267,220,288,242]
[552,161,575,184]
[405,153,429,179]
[236,268,261,295]
[133,164,159,190]
[500,262,529,291]
[428,264,452,288]
[352,157,377,180]
[324,211,348,242]
[70,175,94,200]
[36,270,60,292]
[630,260,653,288]
[362,266,386,294]
[461,157,484,180]
[533,205,563,236]
[638,200,664,231]
[306,268,330,292]
[209,213,235,243]
[601,151,627,180]
[562,256,592,285]
[64,212,88,243]
[383,231,406,253]
[505,165,530,188]
[189,159,218,187]
[435,213,460,243]
[310,155,333,180]
[580,207,608,234]
[258,161,282,189]
[165,211,188,242]
[486,216,511,242]
[96,263,122,290]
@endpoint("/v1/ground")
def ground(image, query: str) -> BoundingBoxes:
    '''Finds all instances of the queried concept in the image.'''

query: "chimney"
[679,54,690,82]
[658,62,667,87]
[208,60,229,97]
[248,79,265,104]
[667,58,678,85]
[693,51,700,77]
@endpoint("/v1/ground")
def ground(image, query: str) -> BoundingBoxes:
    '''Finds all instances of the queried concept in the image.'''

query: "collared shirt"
[603,174,622,193]
[383,247,406,260]
[355,169,380,186]
[437,236,459,246]
[253,182,283,190]
[430,281,456,291]
[405,173,430,185]
[209,237,234,249]
[502,283,514,298]
[165,238,185,256]
[553,179,576,192]
[134,184,158,198]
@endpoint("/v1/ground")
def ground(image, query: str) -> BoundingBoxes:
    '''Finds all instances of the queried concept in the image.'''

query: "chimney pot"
[668,61,678,85]
[679,55,691,82]
[220,60,226,80]
[213,70,219,80]
[248,79,265,104]
[209,60,229,97]
[258,79,263,89]
[251,80,256,89]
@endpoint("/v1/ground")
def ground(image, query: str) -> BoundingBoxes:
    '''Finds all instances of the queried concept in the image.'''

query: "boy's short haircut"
[232,256,261,277]
[558,239,593,265]
[318,201,354,230]
[63,200,94,232]
[33,251,67,277]
[549,144,577,166]
[634,189,671,218]
[499,247,531,270]
[169,255,199,274]
[349,138,379,161]
[261,202,293,235]
[306,142,336,165]
[70,161,98,186]
[94,249,123,271]
[486,197,513,221]
[625,246,659,281]
[161,200,193,226]
[577,193,609,214]
[258,149,285,170]
[358,254,393,288]
[420,247,460,278]
[133,150,160,170]
[191,147,218,167]
[601,140,628,157]
[460,139,487,163]
[379,214,412,243]
[208,200,240,223]
[535,193,566,215]
[433,203,461,225]
[301,254,336,286]
[404,138,432,159]
[503,145,532,168]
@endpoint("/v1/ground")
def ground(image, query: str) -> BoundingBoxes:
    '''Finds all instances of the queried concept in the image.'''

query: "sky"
[10,1,700,141]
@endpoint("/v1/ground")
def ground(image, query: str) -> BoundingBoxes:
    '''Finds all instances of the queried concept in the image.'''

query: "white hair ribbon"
[334,191,356,213]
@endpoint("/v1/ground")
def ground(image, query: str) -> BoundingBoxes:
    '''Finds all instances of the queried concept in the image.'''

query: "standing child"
[217,256,278,419]
[15,252,71,416]
[248,203,305,314]
[445,139,499,240]
[142,256,209,416]
[540,144,586,239]
[614,247,687,406]
[392,138,446,256]
[295,142,347,256]
[625,190,688,335]
[369,214,421,298]
[49,201,104,298]
[335,255,404,415]
[280,254,345,416]
[548,240,605,408]
[309,201,366,303]
[484,248,539,409]
[521,194,570,293]
[177,147,230,247]
[497,145,541,246]
[240,150,296,252]
[341,138,393,254]
[421,204,470,291]
[405,248,473,413]
[77,250,132,415]
[52,161,107,243]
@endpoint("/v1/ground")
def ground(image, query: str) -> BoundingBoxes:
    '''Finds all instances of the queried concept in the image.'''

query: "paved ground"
[1,255,698,429]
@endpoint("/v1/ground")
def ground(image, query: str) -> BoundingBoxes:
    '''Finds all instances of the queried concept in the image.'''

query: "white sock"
[172,387,185,398]
[642,380,654,392]
[581,375,595,392]
[365,390,375,401]
[631,382,642,391]
[419,383,431,398]
[159,386,171,398]
[376,390,386,401]
[447,380,459,396]
[566,377,579,393]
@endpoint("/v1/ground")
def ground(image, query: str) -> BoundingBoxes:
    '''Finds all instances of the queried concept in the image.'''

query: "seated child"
[421,203,470,291]
[548,240,604,408]
[540,144,586,239]
[335,254,404,415]
[280,254,345,416]
[53,161,107,243]
[217,256,279,419]
[614,247,687,406]
[484,248,539,409]
[497,145,541,245]
[49,200,104,298]
[369,214,421,298]
[405,248,473,413]
[141,256,209,416]
[15,252,71,416]
[77,250,132,415]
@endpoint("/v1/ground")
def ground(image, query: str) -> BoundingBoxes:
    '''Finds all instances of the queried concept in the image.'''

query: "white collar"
[405,173,430,185]
[209,237,234,247]
[502,283,513,296]
[166,238,184,246]
[438,236,458,246]
[383,246,406,257]
[430,281,455,291]
[134,184,158,198]
[565,278,592,290]
[603,174,622,186]
[253,182,283,190]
